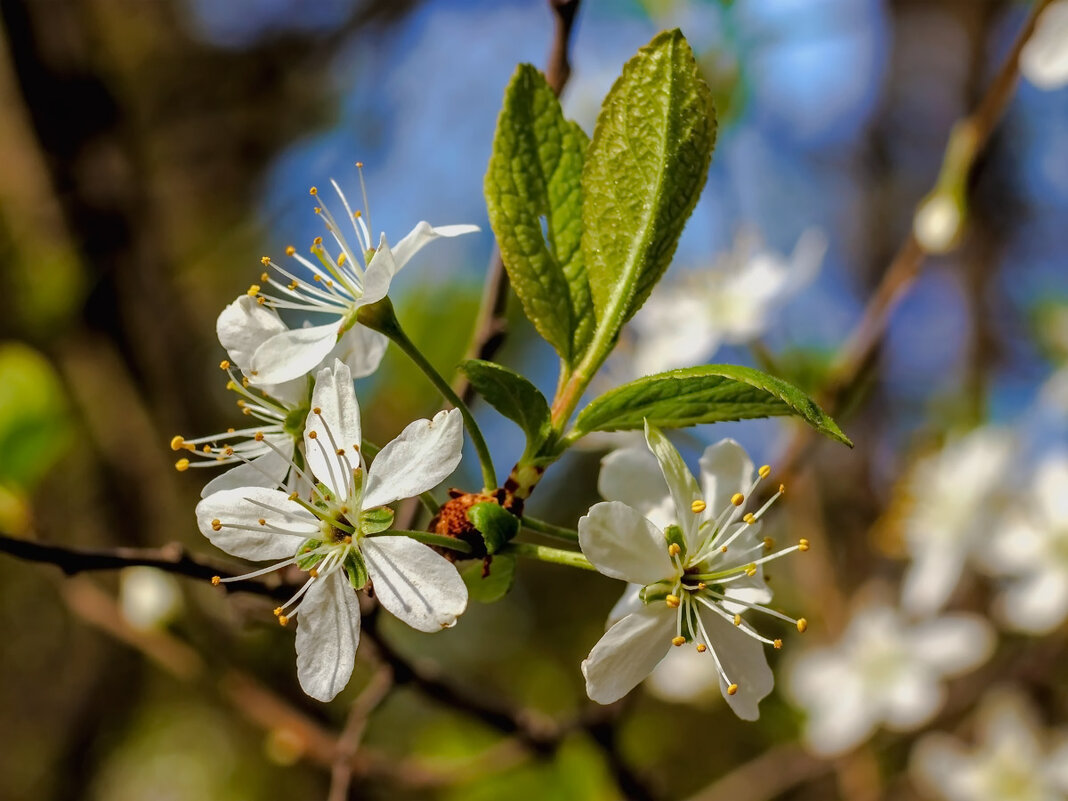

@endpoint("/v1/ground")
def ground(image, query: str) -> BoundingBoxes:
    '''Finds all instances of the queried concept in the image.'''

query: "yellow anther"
[759,465,771,479]
[309,186,318,195]
[763,536,774,550]
[720,545,728,553]
[746,566,757,577]
[260,271,269,282]
[733,614,741,626]
[337,253,347,266]
[353,209,362,218]
[219,360,231,370]
[773,639,783,650]
[343,535,353,544]
[288,281,298,290]
[175,458,190,472]
[241,377,249,387]
[665,594,681,609]
[285,245,296,256]
[314,207,321,215]
[308,431,317,439]
[697,582,706,590]
[696,643,707,653]
[309,568,319,578]
[227,427,235,433]
[691,499,706,514]
[257,518,266,526]
[223,446,234,456]
[779,484,785,494]
[731,492,745,506]
[671,636,686,647]
[246,284,260,296]
[313,274,322,282]
[727,683,738,696]
[235,398,245,406]
[211,519,222,531]
[797,618,808,633]
[313,236,323,245]
[667,543,681,557]
[226,381,237,391]
[798,538,810,552]
[743,513,755,524]
[278,615,289,626]
[312,407,322,414]
[356,161,364,168]
[242,407,252,415]
[254,431,265,441]
[170,435,186,451]
[260,256,271,266]
[211,576,221,586]
[256,296,266,305]
[201,445,211,454]
[336,448,345,456]
[273,607,283,617]
[288,492,298,501]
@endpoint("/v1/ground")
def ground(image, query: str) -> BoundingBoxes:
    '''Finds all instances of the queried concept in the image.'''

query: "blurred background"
[1,0,1066,799]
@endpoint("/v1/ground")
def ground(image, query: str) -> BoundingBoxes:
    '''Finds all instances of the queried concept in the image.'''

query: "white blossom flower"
[911,687,1068,801]
[172,296,315,497]
[195,360,468,701]
[1021,0,1068,91]
[245,179,478,385]
[980,453,1068,634]
[579,424,807,719]
[625,228,826,377]
[786,601,995,756]
[119,567,183,629]
[900,427,1012,615]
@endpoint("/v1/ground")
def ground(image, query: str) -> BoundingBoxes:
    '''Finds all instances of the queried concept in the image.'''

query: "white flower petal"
[997,571,1068,634]
[606,584,644,628]
[630,290,719,375]
[697,607,773,720]
[698,438,755,519]
[645,645,722,704]
[882,664,943,730]
[644,422,702,544]
[362,409,463,509]
[582,604,676,704]
[1034,455,1068,527]
[360,236,398,306]
[362,536,467,632]
[216,295,288,371]
[910,614,995,675]
[330,325,389,380]
[900,544,965,616]
[251,323,341,385]
[391,221,480,271]
[1021,0,1068,90]
[295,571,361,702]
[910,733,974,801]
[305,361,363,501]
[578,501,674,584]
[976,688,1044,761]
[196,487,317,559]
[597,446,673,528]
[199,437,295,498]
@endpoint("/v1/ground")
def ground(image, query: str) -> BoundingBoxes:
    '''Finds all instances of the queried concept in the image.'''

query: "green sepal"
[460,553,518,603]
[663,523,687,561]
[296,539,323,570]
[359,505,394,535]
[639,580,673,604]
[344,550,369,591]
[466,501,520,555]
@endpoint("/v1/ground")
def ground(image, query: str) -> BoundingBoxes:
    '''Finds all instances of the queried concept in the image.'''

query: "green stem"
[502,542,596,572]
[359,298,498,492]
[368,529,472,554]
[521,516,578,542]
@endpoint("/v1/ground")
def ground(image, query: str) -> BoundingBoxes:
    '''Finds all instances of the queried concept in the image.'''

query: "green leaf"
[466,501,520,555]
[582,29,716,350]
[484,64,593,363]
[458,359,551,454]
[460,553,517,603]
[572,365,852,446]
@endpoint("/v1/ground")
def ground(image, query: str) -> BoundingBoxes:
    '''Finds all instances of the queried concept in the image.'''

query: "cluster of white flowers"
[175,178,480,700]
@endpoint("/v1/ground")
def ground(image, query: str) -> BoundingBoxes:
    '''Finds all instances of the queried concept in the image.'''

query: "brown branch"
[452,0,582,410]
[327,665,394,801]
[778,0,1054,479]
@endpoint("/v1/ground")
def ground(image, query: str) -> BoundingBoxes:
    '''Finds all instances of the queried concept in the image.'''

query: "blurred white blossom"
[900,428,1012,615]
[1021,0,1068,91]
[981,453,1068,634]
[787,601,995,756]
[911,687,1068,801]
[119,567,183,629]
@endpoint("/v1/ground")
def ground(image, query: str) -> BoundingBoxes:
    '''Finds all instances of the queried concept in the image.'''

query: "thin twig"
[327,666,395,801]
[777,0,1054,479]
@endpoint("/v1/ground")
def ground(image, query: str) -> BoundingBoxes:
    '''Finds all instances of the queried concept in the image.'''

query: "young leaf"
[467,501,521,555]
[461,553,518,603]
[484,64,593,363]
[582,29,716,352]
[458,359,552,453]
[572,365,852,446]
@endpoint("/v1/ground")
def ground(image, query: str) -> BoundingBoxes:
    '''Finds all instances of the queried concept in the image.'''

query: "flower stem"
[521,516,578,542]
[359,298,498,492]
[502,542,596,572]
[367,529,473,554]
